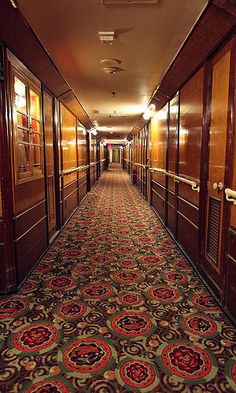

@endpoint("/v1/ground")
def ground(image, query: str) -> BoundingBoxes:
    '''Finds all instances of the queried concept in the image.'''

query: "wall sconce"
[142,103,156,120]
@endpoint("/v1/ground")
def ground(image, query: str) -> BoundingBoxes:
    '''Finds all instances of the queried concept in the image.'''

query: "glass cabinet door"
[13,73,43,182]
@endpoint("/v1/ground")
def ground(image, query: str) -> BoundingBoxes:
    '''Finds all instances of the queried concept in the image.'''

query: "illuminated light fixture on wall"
[9,0,17,8]
[142,103,156,120]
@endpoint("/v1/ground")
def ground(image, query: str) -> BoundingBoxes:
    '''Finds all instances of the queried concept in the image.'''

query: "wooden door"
[43,90,57,239]
[224,40,236,319]
[203,41,232,293]
[224,117,236,318]
[142,125,148,198]
[166,96,178,237]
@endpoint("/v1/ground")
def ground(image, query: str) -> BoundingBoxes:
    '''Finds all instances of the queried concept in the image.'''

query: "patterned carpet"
[0,164,236,393]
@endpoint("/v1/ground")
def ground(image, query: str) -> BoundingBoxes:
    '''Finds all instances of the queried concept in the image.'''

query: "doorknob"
[213,181,224,191]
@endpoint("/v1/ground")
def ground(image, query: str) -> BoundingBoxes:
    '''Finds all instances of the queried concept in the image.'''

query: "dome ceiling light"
[100,59,122,75]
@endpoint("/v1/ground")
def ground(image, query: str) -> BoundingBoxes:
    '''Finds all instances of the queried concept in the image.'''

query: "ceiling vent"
[101,0,158,4]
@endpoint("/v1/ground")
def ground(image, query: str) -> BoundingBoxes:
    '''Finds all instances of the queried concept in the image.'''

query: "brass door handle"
[213,182,224,191]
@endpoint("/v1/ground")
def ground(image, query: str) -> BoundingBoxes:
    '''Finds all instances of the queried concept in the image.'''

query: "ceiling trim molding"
[130,2,236,136]
[212,0,236,17]
[0,0,92,128]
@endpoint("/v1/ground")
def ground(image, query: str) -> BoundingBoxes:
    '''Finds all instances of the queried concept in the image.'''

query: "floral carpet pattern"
[0,164,236,393]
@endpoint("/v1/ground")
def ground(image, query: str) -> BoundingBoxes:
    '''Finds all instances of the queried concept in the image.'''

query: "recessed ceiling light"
[101,59,121,67]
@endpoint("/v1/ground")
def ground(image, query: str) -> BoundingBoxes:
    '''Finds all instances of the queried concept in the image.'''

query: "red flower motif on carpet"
[51,278,71,287]
[140,255,165,265]
[191,292,218,311]
[62,303,83,317]
[81,283,114,299]
[0,300,24,315]
[113,270,142,284]
[45,276,77,290]
[21,326,52,347]
[117,315,147,332]
[170,345,203,374]
[0,296,30,319]
[126,362,149,383]
[123,294,139,304]
[153,287,174,299]
[69,343,105,367]
[188,317,211,333]
[34,383,60,393]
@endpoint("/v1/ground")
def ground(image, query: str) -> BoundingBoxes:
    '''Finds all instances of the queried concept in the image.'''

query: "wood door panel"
[178,213,199,265]
[151,107,167,171]
[225,228,236,319]
[152,190,165,222]
[179,67,204,182]
[43,90,57,237]
[0,219,3,240]
[14,178,45,214]
[14,200,46,239]
[167,189,175,207]
[17,218,47,282]
[168,96,178,174]
[167,204,176,236]
[177,197,199,227]
[47,175,56,229]
[61,105,77,186]
[228,99,236,229]
[203,43,231,288]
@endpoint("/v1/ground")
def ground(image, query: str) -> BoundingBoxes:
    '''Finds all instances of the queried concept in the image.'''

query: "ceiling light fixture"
[103,67,120,74]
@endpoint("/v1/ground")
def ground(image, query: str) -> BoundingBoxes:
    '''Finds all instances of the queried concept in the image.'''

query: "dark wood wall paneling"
[177,67,204,266]
[89,134,97,189]
[132,35,236,322]
[62,180,78,222]
[0,219,4,268]
[78,171,87,204]
[77,126,88,204]
[60,104,78,224]
[7,52,50,287]
[150,106,168,223]
[0,2,94,292]
[225,229,236,318]
[0,44,17,293]
[14,200,47,282]
[43,89,57,240]
[135,128,148,199]
[166,96,178,237]
[224,41,236,319]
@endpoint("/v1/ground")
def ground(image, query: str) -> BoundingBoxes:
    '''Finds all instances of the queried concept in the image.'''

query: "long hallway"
[0,165,236,393]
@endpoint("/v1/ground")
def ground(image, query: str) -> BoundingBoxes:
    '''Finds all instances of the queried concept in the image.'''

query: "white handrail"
[60,165,88,176]
[135,162,146,169]
[149,167,200,192]
[225,188,236,205]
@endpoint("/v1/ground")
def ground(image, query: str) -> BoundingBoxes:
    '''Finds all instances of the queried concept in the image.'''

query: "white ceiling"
[17,0,208,140]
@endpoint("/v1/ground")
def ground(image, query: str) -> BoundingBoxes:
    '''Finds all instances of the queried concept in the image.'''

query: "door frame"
[199,35,236,298]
